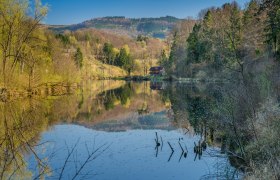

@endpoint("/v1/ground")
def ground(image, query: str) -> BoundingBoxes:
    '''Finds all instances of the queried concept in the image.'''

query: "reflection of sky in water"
[27,123,234,180]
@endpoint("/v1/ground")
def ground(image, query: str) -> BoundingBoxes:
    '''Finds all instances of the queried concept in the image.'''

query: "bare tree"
[0,0,47,87]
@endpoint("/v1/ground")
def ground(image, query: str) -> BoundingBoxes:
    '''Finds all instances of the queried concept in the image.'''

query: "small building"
[149,66,165,76]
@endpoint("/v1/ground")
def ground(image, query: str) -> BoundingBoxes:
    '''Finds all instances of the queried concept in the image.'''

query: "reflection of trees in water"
[160,83,242,178]
[0,82,158,179]
[0,96,108,179]
[160,84,217,140]
[96,82,155,114]
[101,83,133,110]
[0,99,51,179]
[52,81,166,128]
[161,72,279,178]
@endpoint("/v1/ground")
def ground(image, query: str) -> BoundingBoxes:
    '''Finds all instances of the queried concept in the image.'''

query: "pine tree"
[115,47,134,74]
[103,42,116,65]
[74,48,83,69]
[243,0,265,56]
[186,24,202,63]
[262,0,280,56]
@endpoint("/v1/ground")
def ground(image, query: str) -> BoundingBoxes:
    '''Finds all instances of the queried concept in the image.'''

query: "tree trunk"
[2,55,7,88]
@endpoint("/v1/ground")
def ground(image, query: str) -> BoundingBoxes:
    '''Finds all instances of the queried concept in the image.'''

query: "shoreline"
[0,82,80,102]
[0,77,228,102]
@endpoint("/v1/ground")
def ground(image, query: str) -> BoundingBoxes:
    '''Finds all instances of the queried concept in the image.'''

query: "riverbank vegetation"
[163,0,271,79]
[162,0,280,179]
[0,0,167,95]
[1,0,280,179]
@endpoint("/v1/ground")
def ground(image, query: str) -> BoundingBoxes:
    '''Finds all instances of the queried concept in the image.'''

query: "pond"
[0,81,241,180]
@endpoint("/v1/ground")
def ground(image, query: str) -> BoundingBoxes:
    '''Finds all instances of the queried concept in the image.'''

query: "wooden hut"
[149,66,165,76]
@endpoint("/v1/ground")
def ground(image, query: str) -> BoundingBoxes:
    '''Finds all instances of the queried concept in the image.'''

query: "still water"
[0,81,240,180]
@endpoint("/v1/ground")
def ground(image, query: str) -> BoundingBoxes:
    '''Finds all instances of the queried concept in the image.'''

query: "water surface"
[0,81,240,180]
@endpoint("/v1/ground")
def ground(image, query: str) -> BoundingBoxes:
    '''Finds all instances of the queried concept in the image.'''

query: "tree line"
[161,1,280,179]
[0,0,167,91]
[163,0,280,78]
[0,0,84,90]
[102,42,134,74]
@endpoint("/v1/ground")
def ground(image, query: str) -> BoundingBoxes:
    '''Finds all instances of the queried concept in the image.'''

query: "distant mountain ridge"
[49,16,182,39]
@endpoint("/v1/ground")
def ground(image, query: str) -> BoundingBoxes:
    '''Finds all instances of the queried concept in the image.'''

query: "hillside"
[49,16,181,39]
[55,28,167,77]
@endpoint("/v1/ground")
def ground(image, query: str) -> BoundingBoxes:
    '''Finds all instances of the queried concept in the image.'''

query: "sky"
[41,0,250,25]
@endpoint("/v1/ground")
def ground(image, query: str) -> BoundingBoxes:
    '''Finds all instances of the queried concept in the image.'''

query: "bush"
[245,99,280,180]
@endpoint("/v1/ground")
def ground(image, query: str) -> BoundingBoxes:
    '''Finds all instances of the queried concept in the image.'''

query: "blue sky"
[41,0,250,25]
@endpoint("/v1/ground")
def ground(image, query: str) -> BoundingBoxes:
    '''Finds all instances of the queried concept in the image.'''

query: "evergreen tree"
[228,2,242,53]
[165,31,179,74]
[262,0,280,57]
[74,48,83,69]
[56,34,70,46]
[186,24,202,63]
[115,48,126,67]
[103,42,116,65]
[203,10,214,29]
[159,49,168,64]
[243,0,259,26]
[115,48,134,74]
[242,0,265,56]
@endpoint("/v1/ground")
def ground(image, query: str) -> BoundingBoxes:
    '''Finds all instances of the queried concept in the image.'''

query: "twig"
[160,136,163,151]
[59,139,80,180]
[178,141,184,152]
[179,152,184,162]
[168,142,174,152]
[168,151,174,162]
[71,144,109,180]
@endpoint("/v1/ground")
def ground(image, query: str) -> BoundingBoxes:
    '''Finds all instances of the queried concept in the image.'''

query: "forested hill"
[49,16,181,38]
